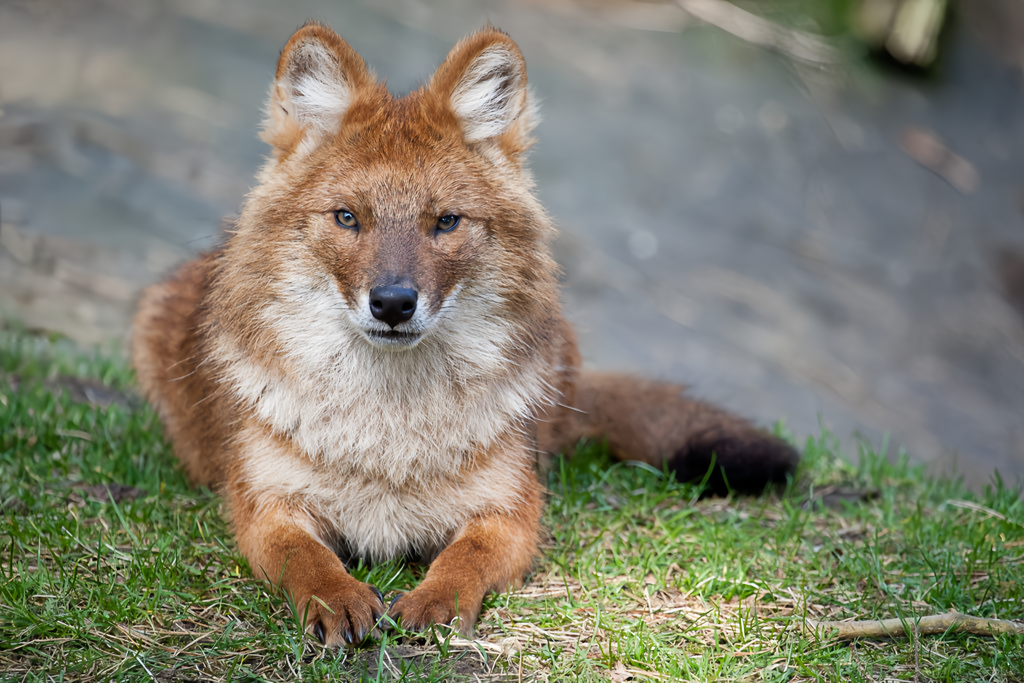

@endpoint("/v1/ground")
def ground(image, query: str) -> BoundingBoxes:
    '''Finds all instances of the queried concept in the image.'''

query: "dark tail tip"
[668,428,799,497]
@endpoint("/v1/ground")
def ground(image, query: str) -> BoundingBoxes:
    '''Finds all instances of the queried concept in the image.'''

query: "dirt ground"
[2,0,1024,489]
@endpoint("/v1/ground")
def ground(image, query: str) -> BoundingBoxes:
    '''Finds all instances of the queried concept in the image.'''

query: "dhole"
[132,22,798,647]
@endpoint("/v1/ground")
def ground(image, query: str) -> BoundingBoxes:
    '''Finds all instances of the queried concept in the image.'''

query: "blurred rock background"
[2,0,1023,489]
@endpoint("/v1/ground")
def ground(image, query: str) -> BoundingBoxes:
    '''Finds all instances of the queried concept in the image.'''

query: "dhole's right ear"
[429,28,537,160]
[261,22,374,159]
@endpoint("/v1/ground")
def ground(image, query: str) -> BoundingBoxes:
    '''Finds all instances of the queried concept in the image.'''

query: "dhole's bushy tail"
[553,371,799,496]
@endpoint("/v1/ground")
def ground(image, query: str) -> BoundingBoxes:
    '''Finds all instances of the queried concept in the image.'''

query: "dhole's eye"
[333,210,359,230]
[435,215,461,234]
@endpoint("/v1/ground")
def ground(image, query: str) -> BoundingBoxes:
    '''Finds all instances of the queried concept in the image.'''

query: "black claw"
[313,621,325,644]
[352,613,368,643]
[341,626,353,645]
[369,584,384,606]
[389,593,404,609]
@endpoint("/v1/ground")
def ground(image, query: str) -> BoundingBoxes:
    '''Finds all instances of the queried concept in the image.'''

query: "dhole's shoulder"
[132,249,234,486]
[134,252,220,334]
[132,251,220,390]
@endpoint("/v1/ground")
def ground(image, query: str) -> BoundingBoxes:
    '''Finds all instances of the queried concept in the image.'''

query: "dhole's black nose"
[369,285,418,328]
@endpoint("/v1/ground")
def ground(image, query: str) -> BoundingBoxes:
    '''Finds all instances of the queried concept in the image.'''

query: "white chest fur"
[236,425,535,561]
[218,271,550,483]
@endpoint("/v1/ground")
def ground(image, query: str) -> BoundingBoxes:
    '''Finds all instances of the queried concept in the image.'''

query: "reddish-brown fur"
[132,23,798,646]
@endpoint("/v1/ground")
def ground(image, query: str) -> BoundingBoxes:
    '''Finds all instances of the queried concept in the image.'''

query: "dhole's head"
[225,22,557,356]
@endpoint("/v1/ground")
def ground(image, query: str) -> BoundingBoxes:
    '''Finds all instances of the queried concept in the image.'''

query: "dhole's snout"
[369,285,418,328]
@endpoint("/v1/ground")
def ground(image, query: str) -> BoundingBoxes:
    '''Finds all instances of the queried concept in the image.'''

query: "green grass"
[1,330,1022,681]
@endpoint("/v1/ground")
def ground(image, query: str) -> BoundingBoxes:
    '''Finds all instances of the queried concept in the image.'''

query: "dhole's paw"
[300,581,385,648]
[387,584,478,636]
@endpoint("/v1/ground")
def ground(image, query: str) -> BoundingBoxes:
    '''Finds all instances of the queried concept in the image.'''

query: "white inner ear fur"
[450,46,528,143]
[278,39,350,141]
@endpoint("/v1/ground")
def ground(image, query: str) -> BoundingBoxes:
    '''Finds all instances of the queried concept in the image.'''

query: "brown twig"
[675,0,845,64]
[804,611,1024,640]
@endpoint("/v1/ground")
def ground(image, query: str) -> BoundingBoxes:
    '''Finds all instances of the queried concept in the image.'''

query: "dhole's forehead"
[299,103,497,211]
[303,155,484,216]
[331,95,463,161]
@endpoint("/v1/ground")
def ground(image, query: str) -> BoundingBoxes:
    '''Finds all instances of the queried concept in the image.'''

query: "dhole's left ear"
[261,22,375,159]
[429,28,536,157]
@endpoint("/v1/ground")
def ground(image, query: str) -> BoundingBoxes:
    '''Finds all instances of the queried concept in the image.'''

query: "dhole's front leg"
[231,487,386,647]
[387,480,543,636]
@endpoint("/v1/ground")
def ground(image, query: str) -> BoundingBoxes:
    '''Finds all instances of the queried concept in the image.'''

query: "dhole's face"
[279,108,500,350]
[237,25,549,355]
